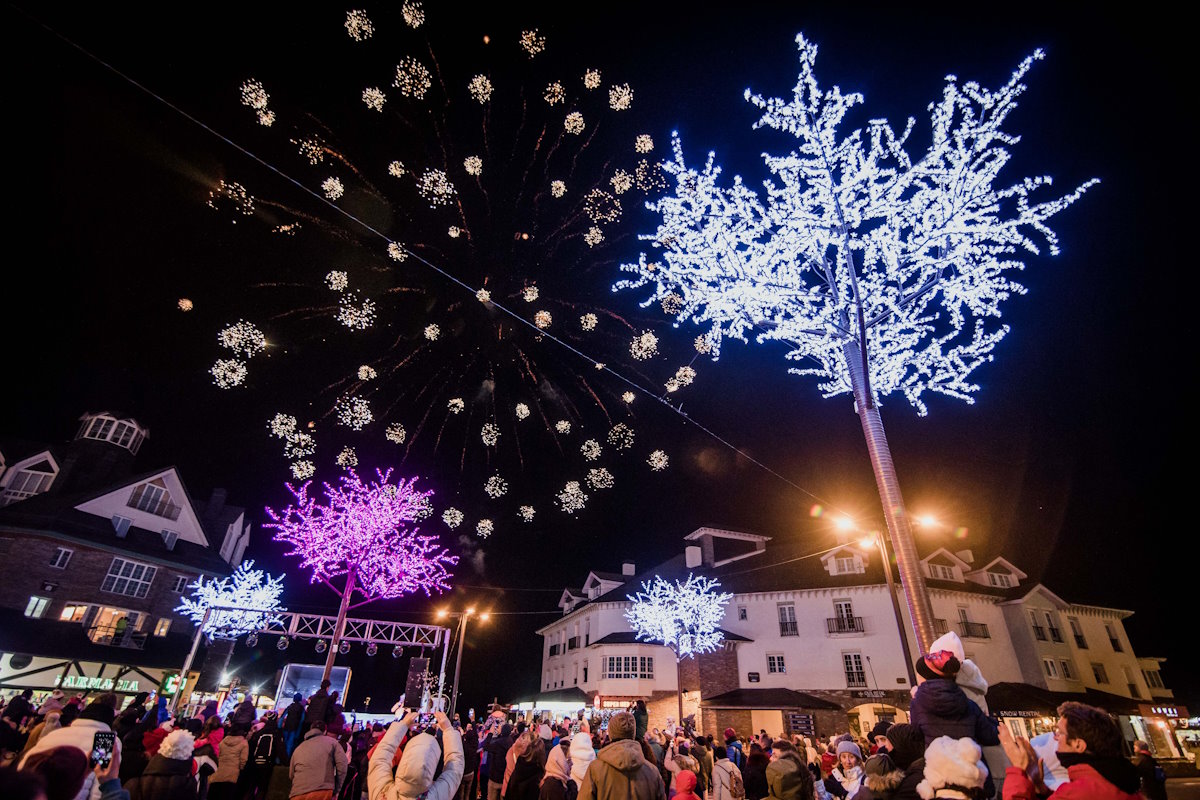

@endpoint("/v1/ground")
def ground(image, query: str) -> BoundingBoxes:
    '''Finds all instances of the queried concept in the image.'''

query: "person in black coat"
[242,712,287,799]
[742,743,770,800]
[114,692,150,740]
[461,728,481,800]
[125,728,201,800]
[878,723,925,800]
[485,724,515,800]
[505,737,546,800]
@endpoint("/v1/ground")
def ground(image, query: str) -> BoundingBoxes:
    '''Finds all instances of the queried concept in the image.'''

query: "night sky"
[2,3,1187,713]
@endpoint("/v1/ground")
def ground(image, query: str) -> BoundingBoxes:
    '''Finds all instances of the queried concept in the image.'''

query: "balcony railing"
[845,671,868,688]
[959,621,991,639]
[1048,627,1064,643]
[127,486,182,521]
[933,618,949,635]
[567,636,580,650]
[1032,624,1047,641]
[826,616,865,634]
[87,624,147,650]
[779,620,799,637]
[1074,634,1088,649]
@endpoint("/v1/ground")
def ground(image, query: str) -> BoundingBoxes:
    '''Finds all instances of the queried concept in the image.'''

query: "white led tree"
[626,574,732,724]
[176,560,286,639]
[617,35,1095,651]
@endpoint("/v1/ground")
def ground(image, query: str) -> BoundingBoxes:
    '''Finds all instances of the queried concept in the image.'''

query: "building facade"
[0,411,250,702]
[533,526,1178,756]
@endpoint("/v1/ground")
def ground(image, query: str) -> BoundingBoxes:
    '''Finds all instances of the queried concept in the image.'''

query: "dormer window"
[835,555,864,575]
[128,481,181,520]
[0,460,56,506]
[929,563,955,580]
[987,572,1012,587]
[77,413,146,455]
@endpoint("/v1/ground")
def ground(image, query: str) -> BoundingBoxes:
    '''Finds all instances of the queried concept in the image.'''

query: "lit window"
[49,547,73,569]
[25,596,50,618]
[153,618,171,637]
[60,603,90,622]
[101,557,157,598]
[767,653,786,674]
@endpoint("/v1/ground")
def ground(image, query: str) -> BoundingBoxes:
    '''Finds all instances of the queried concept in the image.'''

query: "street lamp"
[436,607,488,720]
[856,528,918,687]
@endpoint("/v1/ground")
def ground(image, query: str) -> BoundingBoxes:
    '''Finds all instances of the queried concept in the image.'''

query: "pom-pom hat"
[916,736,988,799]
[915,650,961,681]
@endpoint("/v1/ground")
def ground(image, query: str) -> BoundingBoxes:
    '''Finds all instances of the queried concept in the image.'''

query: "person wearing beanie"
[850,752,905,800]
[877,723,925,800]
[999,701,1141,800]
[20,696,124,800]
[126,728,200,800]
[368,710,464,800]
[577,711,665,800]
[21,745,89,800]
[866,722,893,755]
[915,736,987,799]
[723,728,745,770]
[823,741,864,799]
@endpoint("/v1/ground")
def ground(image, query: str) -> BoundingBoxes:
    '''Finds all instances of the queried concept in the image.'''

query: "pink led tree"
[265,468,457,679]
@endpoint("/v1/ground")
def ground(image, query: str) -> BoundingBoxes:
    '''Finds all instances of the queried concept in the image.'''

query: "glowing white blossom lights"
[625,574,732,659]
[176,561,286,639]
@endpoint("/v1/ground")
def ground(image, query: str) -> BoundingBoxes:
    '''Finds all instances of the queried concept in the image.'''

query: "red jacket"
[1004,764,1140,800]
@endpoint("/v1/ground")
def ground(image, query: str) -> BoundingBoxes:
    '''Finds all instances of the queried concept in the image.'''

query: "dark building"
[0,411,250,702]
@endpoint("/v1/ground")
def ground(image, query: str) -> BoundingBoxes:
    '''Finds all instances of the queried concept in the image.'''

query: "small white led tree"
[176,560,286,639]
[617,35,1095,651]
[626,574,732,723]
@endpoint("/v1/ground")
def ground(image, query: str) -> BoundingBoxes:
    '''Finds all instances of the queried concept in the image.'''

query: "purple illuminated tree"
[265,468,457,678]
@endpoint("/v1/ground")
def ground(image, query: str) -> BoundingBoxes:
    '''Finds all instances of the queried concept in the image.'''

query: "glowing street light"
[439,607,488,720]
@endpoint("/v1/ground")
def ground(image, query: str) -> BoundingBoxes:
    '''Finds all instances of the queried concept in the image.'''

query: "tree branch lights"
[265,468,457,603]
[626,574,732,659]
[175,561,285,639]
[617,35,1094,652]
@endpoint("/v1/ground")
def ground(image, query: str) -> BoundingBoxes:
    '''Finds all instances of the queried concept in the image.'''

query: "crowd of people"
[0,632,1173,800]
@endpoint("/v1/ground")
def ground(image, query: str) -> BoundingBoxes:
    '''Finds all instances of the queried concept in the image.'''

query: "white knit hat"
[158,728,196,760]
[916,736,988,799]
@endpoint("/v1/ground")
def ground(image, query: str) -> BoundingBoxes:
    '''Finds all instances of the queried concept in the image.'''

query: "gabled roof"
[967,556,1028,580]
[684,527,771,544]
[998,583,1070,609]
[922,547,974,570]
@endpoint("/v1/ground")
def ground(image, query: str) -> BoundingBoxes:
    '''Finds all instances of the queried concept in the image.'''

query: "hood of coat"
[303,728,326,741]
[396,731,441,794]
[596,739,647,773]
[914,679,969,717]
[954,660,989,711]
[544,744,571,785]
[675,770,698,792]
[864,768,904,792]
[144,752,196,776]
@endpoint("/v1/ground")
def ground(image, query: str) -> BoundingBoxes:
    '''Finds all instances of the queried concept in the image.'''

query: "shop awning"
[986,682,1145,717]
[700,688,842,710]
[512,687,591,706]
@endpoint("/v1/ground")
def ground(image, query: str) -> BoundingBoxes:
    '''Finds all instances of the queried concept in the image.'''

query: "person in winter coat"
[1131,741,1167,800]
[243,714,287,800]
[367,711,464,800]
[37,689,68,717]
[875,724,924,800]
[304,682,333,732]
[674,770,701,800]
[576,712,666,800]
[633,702,650,743]
[21,744,90,800]
[486,724,517,800]
[539,740,574,800]
[765,740,814,800]
[665,741,700,796]
[742,744,769,800]
[506,737,547,800]
[711,745,744,800]
[282,693,306,756]
[692,738,713,797]
[19,710,62,758]
[208,723,249,800]
[914,736,989,799]
[461,727,481,800]
[125,728,201,800]
[723,730,745,771]
[230,695,258,728]
[823,741,864,799]
[20,695,123,800]
[999,702,1142,800]
[289,720,348,800]
[114,693,150,740]
[849,753,903,800]
[568,723,596,790]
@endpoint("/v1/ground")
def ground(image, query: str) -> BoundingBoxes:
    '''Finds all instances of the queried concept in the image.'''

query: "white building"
[531,526,1180,756]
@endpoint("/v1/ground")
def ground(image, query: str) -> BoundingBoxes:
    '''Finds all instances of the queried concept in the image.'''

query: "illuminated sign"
[1140,704,1188,719]
[53,675,140,692]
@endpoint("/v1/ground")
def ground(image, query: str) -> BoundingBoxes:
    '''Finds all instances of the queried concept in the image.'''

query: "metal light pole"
[873,529,918,687]
[439,608,487,720]
[172,606,212,717]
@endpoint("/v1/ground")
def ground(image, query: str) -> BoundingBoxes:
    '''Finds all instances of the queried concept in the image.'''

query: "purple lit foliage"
[265,468,457,606]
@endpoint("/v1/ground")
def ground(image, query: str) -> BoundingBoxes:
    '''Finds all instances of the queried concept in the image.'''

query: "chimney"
[621,561,636,576]
[207,488,227,519]
[955,549,974,564]
[685,546,702,569]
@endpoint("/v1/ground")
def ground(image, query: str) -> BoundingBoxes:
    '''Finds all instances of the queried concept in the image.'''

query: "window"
[1123,666,1140,699]
[24,596,50,618]
[1060,660,1075,680]
[1104,623,1123,652]
[930,563,955,580]
[60,603,90,622]
[1091,663,1109,684]
[767,653,786,674]
[1030,610,1047,641]
[843,653,867,688]
[101,557,157,598]
[601,655,654,679]
[582,660,588,683]
[1143,670,1164,690]
[1068,617,1087,649]
[1045,612,1063,643]
[49,547,73,569]
[161,530,179,550]
[153,618,171,637]
[738,606,748,621]
[778,603,798,637]
[127,482,180,520]
[172,575,190,593]
[1,463,56,505]
[834,554,864,574]
[987,572,1012,587]
[1043,658,1059,678]
[112,515,132,537]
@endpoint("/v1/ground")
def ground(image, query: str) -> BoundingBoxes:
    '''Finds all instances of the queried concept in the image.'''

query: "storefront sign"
[747,672,760,683]
[1140,704,1188,718]
[54,675,140,692]
[852,690,890,699]
[593,695,641,709]
[995,711,1045,718]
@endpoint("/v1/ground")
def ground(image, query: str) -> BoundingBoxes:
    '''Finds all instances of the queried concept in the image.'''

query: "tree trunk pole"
[843,340,937,654]
[323,571,356,682]
[676,657,683,729]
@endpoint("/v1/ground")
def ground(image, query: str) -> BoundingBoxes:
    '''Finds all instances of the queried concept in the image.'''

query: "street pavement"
[1169,776,1200,799]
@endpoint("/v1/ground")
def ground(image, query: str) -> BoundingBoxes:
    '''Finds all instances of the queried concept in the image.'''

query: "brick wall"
[0,532,202,635]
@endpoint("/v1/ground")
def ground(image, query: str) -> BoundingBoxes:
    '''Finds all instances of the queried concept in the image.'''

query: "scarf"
[1057,751,1141,793]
